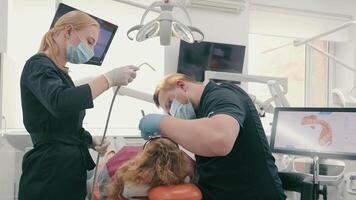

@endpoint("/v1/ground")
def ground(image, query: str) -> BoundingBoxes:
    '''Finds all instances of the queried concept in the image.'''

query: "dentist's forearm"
[160,116,228,157]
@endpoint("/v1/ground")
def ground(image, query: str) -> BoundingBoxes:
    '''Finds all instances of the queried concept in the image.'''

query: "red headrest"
[148,183,202,200]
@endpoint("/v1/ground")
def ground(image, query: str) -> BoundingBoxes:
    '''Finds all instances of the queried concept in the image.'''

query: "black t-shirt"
[195,81,286,200]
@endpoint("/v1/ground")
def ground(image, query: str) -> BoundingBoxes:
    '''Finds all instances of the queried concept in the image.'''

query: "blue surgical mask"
[66,32,94,64]
[170,93,196,119]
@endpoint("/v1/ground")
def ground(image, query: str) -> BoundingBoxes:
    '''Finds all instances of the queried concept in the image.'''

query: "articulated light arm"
[267,80,290,107]
[204,71,289,116]
[204,71,288,94]
[115,86,154,104]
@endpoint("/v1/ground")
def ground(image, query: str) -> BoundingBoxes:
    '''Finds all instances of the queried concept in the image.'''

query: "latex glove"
[103,65,139,87]
[139,114,167,140]
[90,137,111,155]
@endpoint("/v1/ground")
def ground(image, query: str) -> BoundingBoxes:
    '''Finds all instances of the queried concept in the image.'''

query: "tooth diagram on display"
[301,115,333,146]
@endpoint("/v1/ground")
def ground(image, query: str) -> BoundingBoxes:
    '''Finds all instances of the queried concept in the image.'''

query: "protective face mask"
[170,92,196,119]
[66,32,94,64]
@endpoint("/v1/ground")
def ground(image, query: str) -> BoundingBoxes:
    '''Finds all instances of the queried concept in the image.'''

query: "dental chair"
[89,145,202,200]
[279,172,327,200]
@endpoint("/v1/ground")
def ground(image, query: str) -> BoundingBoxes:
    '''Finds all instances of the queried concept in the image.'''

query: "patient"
[106,137,194,200]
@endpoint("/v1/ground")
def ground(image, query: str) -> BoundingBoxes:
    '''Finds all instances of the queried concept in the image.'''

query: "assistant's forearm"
[88,75,110,99]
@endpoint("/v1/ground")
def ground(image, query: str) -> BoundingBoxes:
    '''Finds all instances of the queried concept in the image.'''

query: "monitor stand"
[312,155,320,200]
[311,156,329,200]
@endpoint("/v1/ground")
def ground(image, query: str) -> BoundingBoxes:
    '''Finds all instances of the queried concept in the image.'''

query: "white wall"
[331,15,356,90]
[333,42,355,89]
[0,0,9,130]
[0,53,3,130]
[0,148,23,200]
[0,0,9,53]
[2,0,57,130]
[250,0,356,17]
[352,24,356,85]
[250,9,350,42]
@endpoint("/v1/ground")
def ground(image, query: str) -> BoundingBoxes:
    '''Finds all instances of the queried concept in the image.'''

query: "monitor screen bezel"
[270,107,356,160]
[177,40,246,83]
[50,3,117,66]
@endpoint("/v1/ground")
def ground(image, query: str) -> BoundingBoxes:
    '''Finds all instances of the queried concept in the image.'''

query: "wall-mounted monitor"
[50,3,117,66]
[270,107,356,160]
[177,40,246,84]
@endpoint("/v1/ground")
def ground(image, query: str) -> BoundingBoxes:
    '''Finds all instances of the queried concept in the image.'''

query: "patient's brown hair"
[107,137,193,200]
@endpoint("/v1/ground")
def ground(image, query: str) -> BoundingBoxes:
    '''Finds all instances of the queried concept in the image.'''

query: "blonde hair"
[39,11,99,73]
[106,138,193,200]
[153,73,197,107]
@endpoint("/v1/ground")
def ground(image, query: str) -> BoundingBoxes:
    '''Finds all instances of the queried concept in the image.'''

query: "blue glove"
[139,114,167,140]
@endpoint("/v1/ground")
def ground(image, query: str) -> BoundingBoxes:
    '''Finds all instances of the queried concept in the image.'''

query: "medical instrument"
[141,109,146,117]
[125,0,204,45]
[90,63,156,200]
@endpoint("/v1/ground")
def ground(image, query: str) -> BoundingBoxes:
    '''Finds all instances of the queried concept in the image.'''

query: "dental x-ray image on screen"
[50,3,117,66]
[177,40,246,84]
[270,107,356,160]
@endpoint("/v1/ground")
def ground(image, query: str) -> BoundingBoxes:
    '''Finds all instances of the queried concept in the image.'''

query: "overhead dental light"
[126,0,204,46]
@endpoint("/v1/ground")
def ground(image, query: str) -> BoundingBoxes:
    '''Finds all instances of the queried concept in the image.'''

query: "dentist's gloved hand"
[139,114,167,140]
[103,65,139,87]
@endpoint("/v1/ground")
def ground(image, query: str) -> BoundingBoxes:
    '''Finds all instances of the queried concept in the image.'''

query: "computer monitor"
[177,40,245,83]
[50,3,117,66]
[270,107,356,160]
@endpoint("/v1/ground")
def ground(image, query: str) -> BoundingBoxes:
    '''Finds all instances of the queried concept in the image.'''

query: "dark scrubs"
[195,81,286,200]
[19,54,95,200]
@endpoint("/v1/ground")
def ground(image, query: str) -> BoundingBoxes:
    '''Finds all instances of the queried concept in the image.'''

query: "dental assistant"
[139,73,286,200]
[19,11,138,200]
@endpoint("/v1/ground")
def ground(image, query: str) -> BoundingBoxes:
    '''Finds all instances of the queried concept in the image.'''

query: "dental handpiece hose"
[90,85,120,200]
[90,63,155,200]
